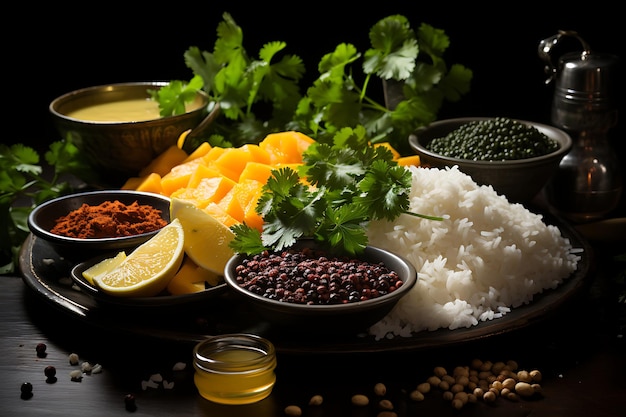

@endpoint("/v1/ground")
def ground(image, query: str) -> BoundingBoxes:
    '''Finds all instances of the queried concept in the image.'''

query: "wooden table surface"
[1,235,624,417]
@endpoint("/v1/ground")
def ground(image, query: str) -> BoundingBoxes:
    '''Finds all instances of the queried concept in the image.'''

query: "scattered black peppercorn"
[124,393,137,412]
[35,343,47,358]
[20,382,33,399]
[44,365,57,383]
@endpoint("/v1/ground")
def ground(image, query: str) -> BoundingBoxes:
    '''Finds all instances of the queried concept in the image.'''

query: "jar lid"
[555,51,619,108]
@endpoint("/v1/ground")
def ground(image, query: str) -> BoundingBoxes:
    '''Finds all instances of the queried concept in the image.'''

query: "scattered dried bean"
[351,394,369,406]
[374,382,387,396]
[309,394,323,406]
[284,405,302,416]
[409,390,424,401]
[378,399,394,410]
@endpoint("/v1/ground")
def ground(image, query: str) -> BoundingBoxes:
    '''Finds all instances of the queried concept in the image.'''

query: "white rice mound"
[367,165,581,340]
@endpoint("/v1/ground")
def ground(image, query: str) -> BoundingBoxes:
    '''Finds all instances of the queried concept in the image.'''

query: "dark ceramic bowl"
[224,240,417,334]
[408,117,572,203]
[27,190,171,261]
[49,81,209,183]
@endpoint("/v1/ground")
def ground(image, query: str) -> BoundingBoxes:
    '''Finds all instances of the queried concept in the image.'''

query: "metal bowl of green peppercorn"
[408,117,572,203]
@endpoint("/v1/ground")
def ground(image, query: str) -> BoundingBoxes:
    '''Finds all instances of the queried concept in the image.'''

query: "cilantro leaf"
[1,139,86,274]
[230,127,442,257]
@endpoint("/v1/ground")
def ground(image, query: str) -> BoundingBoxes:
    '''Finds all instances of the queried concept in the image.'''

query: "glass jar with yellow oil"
[192,333,277,405]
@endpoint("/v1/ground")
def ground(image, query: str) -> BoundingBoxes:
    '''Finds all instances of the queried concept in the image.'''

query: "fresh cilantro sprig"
[290,15,473,154]
[0,140,91,274]
[229,126,442,256]
[148,76,204,118]
[156,12,305,150]
[156,13,471,156]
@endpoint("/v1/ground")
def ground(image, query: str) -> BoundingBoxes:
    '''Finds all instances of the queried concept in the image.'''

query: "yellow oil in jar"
[193,334,277,405]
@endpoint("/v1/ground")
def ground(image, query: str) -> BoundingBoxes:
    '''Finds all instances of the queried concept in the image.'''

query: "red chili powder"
[50,200,168,239]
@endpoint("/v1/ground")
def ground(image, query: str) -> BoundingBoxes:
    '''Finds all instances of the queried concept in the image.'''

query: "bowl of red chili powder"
[28,190,171,260]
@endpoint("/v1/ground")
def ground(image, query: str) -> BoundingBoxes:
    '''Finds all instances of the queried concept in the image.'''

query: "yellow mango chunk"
[167,256,223,295]
[182,142,212,163]
[239,161,275,183]
[213,147,257,182]
[121,176,143,190]
[202,146,228,162]
[240,143,271,165]
[233,179,265,232]
[137,173,164,194]
[396,155,421,167]
[204,202,240,228]
[170,175,237,209]
[187,163,222,188]
[176,129,192,149]
[260,131,314,164]
[160,158,207,196]
[139,145,188,177]
[217,188,244,223]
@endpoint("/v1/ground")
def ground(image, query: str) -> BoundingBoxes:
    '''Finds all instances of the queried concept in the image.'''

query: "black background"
[6,2,624,159]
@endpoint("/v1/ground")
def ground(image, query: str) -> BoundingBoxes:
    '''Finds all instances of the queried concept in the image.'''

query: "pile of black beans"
[233,247,403,305]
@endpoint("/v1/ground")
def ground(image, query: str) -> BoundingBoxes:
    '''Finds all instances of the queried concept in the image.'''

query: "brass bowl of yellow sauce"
[50,82,209,184]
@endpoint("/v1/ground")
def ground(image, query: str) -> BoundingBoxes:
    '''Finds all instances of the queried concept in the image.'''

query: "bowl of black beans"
[409,117,572,203]
[223,240,417,334]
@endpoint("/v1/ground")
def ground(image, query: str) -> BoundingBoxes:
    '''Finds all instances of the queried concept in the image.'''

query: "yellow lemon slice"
[170,198,235,275]
[92,219,185,297]
[82,251,127,285]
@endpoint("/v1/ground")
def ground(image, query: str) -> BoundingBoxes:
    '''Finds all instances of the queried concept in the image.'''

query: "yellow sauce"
[193,337,277,405]
[67,98,202,122]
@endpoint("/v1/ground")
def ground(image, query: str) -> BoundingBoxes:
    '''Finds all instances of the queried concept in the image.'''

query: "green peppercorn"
[427,117,559,161]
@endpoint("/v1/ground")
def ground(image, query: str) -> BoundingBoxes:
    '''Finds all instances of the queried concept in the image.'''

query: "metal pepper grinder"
[539,30,622,223]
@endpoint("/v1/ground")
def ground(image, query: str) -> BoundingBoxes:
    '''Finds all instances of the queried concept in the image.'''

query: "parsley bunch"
[0,140,91,274]
[290,15,473,154]
[157,12,305,151]
[157,13,472,155]
[229,126,442,256]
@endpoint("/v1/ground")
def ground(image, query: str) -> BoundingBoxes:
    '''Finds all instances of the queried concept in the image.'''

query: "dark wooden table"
[2,227,625,417]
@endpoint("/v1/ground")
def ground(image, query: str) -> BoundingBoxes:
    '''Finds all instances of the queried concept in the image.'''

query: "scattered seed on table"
[409,390,424,401]
[68,353,79,365]
[172,362,186,371]
[309,394,323,406]
[20,382,33,399]
[530,370,542,382]
[284,405,302,416]
[36,343,47,358]
[124,393,137,412]
[351,394,369,406]
[70,370,83,381]
[379,399,394,410]
[44,365,57,383]
[81,361,93,373]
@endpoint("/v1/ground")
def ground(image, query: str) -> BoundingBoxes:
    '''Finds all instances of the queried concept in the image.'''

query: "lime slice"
[92,218,185,297]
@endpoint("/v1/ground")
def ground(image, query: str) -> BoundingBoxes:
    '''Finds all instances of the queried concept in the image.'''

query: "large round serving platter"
[19,213,593,355]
